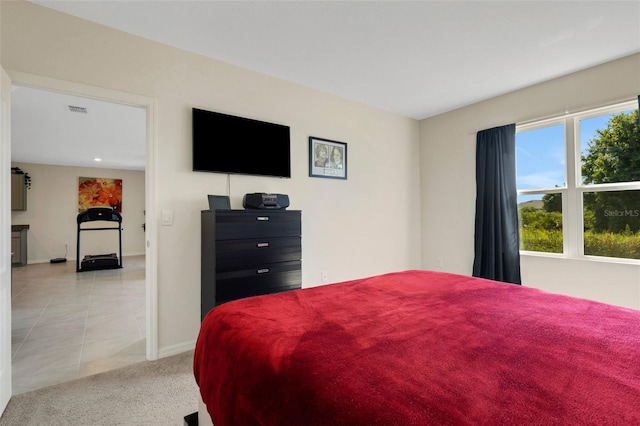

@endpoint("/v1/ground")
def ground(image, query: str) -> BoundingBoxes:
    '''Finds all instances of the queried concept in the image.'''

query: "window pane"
[518,194,563,253]
[516,124,566,190]
[583,190,640,259]
[581,108,640,185]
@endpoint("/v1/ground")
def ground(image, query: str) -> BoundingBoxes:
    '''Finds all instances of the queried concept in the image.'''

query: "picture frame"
[78,176,123,212]
[309,136,347,180]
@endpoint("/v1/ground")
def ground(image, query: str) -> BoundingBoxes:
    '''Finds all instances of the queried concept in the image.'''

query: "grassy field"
[520,228,640,259]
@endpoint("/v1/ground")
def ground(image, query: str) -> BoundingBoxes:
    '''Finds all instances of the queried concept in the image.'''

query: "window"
[516,100,640,261]
[516,123,565,254]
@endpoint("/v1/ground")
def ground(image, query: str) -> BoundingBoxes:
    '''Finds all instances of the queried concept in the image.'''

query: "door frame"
[7,70,159,360]
[1,66,13,416]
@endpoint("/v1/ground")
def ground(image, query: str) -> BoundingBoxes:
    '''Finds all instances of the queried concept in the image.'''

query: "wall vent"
[68,105,87,114]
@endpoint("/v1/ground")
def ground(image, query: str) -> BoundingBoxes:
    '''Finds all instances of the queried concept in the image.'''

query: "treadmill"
[76,207,123,272]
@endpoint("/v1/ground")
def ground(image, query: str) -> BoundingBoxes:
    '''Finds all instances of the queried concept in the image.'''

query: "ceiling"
[12,1,640,170]
[12,86,146,170]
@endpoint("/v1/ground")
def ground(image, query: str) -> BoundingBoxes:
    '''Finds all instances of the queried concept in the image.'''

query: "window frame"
[516,99,640,264]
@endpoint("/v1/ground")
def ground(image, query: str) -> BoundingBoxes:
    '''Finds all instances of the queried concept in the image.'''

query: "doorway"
[7,73,157,394]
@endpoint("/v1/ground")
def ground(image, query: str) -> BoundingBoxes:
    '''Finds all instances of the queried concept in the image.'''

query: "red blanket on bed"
[194,270,640,425]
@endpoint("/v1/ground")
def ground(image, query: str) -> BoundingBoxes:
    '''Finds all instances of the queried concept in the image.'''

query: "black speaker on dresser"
[243,193,290,210]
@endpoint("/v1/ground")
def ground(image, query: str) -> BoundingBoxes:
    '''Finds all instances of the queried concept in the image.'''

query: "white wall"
[1,1,422,353]
[11,162,145,264]
[420,53,640,310]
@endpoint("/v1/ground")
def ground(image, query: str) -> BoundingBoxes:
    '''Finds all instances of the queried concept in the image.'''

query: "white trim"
[573,100,638,123]
[158,340,196,359]
[1,67,13,417]
[516,115,566,133]
[521,251,640,266]
[516,97,637,128]
[566,116,579,257]
[6,70,159,361]
[145,97,159,361]
[518,188,565,196]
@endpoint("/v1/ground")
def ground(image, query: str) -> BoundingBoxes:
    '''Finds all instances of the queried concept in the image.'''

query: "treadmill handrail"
[77,207,122,224]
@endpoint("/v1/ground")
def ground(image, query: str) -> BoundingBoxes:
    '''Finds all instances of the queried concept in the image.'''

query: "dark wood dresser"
[201,209,302,320]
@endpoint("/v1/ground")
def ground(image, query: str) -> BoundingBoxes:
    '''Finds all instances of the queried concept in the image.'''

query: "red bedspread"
[194,270,640,425]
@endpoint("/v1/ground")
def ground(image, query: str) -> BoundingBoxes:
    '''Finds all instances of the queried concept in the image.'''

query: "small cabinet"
[11,233,21,264]
[11,173,27,211]
[11,227,28,266]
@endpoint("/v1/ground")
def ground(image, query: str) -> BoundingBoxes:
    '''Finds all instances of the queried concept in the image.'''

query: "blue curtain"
[473,123,521,285]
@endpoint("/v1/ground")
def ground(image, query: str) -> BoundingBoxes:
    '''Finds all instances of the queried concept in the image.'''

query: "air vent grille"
[68,105,87,114]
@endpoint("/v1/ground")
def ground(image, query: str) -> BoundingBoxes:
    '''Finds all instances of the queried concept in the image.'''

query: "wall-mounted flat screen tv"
[192,108,291,178]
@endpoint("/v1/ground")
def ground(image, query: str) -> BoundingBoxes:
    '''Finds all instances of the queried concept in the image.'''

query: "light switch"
[161,210,174,226]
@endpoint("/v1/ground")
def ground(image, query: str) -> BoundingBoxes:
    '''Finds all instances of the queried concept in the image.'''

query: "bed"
[194,270,640,425]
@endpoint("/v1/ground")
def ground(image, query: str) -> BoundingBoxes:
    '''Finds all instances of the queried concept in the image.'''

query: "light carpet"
[0,350,199,426]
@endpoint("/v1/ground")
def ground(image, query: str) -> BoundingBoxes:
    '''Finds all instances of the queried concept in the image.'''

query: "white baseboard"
[158,340,196,358]
[27,252,145,265]
[28,258,68,265]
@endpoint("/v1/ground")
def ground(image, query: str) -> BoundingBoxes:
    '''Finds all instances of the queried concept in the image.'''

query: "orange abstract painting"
[78,177,123,212]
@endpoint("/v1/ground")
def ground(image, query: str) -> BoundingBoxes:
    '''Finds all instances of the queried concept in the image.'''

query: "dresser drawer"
[215,260,302,304]
[215,210,301,240]
[216,237,301,270]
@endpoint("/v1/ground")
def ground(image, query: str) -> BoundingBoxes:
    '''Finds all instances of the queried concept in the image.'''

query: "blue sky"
[516,123,566,191]
[516,113,626,192]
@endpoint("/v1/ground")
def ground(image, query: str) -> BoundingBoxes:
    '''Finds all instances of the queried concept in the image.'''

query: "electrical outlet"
[321,271,328,283]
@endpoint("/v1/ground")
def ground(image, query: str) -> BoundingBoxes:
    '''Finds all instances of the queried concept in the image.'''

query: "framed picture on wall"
[78,177,123,212]
[309,136,347,180]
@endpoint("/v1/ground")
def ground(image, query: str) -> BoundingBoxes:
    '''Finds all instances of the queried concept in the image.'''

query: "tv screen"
[192,108,291,178]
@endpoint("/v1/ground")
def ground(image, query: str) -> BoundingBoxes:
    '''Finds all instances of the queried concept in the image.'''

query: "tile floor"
[10,255,146,395]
